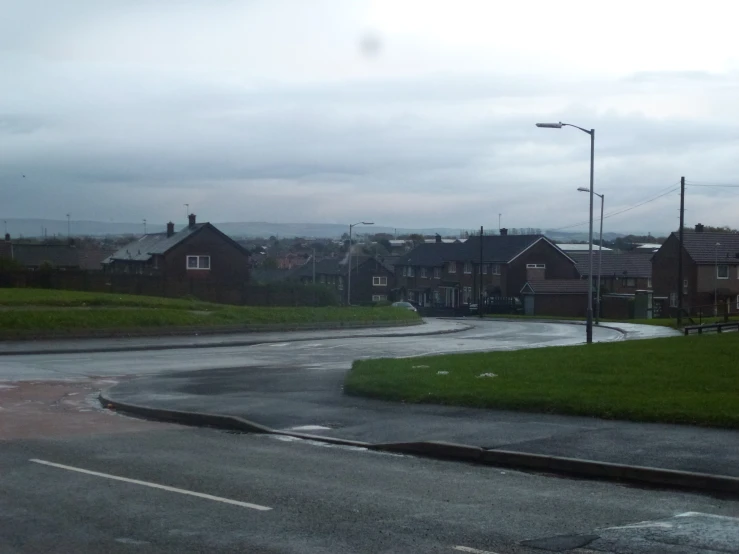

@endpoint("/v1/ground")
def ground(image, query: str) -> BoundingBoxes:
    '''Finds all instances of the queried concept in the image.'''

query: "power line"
[686,182,739,188]
[549,183,680,231]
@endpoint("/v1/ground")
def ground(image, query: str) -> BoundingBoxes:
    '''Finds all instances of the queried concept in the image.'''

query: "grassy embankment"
[0,289,419,334]
[345,333,739,428]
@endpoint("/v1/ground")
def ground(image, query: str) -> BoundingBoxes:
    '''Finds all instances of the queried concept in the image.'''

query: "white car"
[391,301,417,312]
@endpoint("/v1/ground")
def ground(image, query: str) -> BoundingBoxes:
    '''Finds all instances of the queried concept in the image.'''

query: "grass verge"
[345,333,739,428]
[0,288,419,333]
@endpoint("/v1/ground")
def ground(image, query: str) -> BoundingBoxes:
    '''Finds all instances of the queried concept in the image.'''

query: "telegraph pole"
[479,225,484,318]
[677,176,685,326]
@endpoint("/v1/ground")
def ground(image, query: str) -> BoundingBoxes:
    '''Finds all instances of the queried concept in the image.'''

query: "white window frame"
[463,262,472,274]
[526,263,545,269]
[670,292,677,308]
[717,264,729,279]
[647,277,652,288]
[683,279,688,294]
[624,277,636,287]
[433,267,441,279]
[372,294,387,302]
[463,286,472,303]
[448,262,456,274]
[372,276,387,286]
[482,264,487,274]
[420,267,427,278]
[338,277,344,290]
[186,255,210,270]
[408,267,415,277]
[492,264,501,275]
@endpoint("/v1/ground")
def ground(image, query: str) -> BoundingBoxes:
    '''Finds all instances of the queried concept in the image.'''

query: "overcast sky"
[2,0,739,234]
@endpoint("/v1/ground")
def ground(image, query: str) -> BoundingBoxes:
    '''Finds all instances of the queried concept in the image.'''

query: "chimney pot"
[500,227,508,236]
[167,221,175,237]
[188,213,196,228]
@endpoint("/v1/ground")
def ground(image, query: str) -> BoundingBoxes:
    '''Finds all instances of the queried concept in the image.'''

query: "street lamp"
[537,121,595,343]
[578,187,604,324]
[715,242,721,317]
[347,221,374,305]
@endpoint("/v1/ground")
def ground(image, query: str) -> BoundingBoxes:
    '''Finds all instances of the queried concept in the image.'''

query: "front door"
[524,295,535,316]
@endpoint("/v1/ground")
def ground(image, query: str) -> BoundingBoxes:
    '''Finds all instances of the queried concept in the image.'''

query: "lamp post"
[347,221,373,305]
[537,122,595,343]
[715,242,721,317]
[578,187,604,324]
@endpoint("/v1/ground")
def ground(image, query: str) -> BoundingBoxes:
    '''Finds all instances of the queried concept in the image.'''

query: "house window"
[373,276,387,286]
[683,279,688,294]
[526,263,545,269]
[647,277,652,288]
[420,267,427,278]
[433,267,441,279]
[492,264,501,275]
[408,291,415,301]
[463,262,472,274]
[408,267,415,277]
[670,292,677,307]
[372,294,387,302]
[401,266,407,277]
[482,264,487,274]
[717,264,729,279]
[463,286,472,303]
[186,255,210,270]
[448,262,456,274]
[338,277,344,290]
[623,278,636,287]
[736,295,739,310]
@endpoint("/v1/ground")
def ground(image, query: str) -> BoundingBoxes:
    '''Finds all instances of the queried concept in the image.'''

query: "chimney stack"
[4,233,9,242]
[500,228,508,236]
[695,223,704,233]
[188,213,196,228]
[167,221,175,237]
[435,234,442,243]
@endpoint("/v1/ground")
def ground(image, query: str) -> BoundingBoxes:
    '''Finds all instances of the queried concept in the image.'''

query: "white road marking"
[453,546,500,554]
[29,459,272,511]
[676,512,739,520]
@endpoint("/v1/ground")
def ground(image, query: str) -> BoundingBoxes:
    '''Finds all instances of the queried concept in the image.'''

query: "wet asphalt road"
[0,319,628,381]
[3,427,738,553]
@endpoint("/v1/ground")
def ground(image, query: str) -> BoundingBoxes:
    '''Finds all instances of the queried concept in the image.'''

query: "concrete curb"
[0,321,473,356]
[99,392,739,497]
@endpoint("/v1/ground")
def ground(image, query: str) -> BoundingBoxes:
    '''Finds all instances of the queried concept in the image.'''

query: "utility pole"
[479,225,484,318]
[677,177,685,326]
[66,214,70,238]
[498,214,502,232]
[143,219,147,235]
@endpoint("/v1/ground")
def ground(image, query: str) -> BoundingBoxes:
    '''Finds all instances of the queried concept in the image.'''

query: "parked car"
[391,301,417,312]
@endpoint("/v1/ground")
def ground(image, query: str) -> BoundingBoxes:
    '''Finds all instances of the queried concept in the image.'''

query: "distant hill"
[1,218,469,240]
[2,218,666,241]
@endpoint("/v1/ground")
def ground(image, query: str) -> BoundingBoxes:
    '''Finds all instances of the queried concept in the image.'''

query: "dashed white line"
[29,459,272,511]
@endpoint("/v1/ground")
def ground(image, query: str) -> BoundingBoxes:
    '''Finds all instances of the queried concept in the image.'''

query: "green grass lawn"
[0,288,420,333]
[345,333,739,428]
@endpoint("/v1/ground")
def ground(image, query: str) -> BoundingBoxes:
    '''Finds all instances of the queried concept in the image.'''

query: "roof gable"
[668,230,739,264]
[104,222,248,263]
[569,251,652,278]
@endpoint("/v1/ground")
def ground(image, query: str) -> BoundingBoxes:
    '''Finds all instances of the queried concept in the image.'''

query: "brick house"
[569,251,653,294]
[292,255,395,305]
[393,231,578,308]
[102,214,250,284]
[1,233,83,270]
[652,224,739,315]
